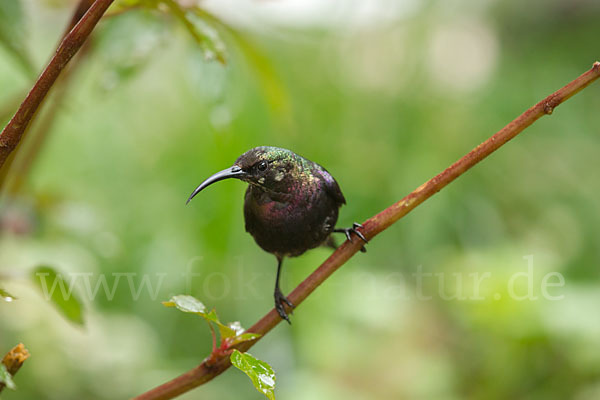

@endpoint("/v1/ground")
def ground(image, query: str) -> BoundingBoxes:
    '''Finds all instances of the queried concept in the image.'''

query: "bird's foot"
[334,222,368,252]
[274,288,295,324]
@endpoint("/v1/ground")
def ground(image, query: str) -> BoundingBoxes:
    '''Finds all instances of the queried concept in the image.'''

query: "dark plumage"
[187,146,366,323]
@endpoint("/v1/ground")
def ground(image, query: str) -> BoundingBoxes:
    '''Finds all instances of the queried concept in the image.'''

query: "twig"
[134,62,600,400]
[0,343,30,394]
[0,0,114,171]
[64,0,98,38]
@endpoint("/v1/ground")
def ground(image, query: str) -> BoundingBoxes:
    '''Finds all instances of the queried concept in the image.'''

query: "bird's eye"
[257,161,268,172]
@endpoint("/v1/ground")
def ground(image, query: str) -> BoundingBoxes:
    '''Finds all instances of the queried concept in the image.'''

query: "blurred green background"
[1,0,600,399]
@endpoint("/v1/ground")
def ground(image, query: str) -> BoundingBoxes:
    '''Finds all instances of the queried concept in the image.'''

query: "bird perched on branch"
[187,146,367,323]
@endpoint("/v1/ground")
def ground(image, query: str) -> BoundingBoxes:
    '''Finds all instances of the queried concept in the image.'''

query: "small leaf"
[0,288,17,302]
[224,321,260,344]
[230,350,276,400]
[229,332,261,346]
[30,266,84,326]
[203,308,237,339]
[216,322,237,339]
[0,363,16,390]
[228,321,244,336]
[162,295,249,341]
[204,309,218,321]
[162,295,206,314]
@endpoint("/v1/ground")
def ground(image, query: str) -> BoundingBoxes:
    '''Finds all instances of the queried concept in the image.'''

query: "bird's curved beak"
[186,166,246,204]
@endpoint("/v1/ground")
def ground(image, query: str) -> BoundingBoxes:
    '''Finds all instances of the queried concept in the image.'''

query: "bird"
[186,146,367,323]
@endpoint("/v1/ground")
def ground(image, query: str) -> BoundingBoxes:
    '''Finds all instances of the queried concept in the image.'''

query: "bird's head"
[187,146,303,204]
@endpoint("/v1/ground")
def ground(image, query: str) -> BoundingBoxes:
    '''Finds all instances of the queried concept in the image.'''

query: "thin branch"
[134,62,600,400]
[64,0,98,38]
[0,343,30,394]
[0,0,114,171]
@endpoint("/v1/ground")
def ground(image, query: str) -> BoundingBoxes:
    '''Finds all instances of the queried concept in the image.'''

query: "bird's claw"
[335,222,368,252]
[274,288,294,324]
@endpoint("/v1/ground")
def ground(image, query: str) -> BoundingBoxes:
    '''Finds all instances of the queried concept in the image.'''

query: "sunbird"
[187,146,367,323]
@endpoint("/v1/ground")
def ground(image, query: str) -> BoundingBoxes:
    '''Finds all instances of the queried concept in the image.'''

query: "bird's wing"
[316,168,346,206]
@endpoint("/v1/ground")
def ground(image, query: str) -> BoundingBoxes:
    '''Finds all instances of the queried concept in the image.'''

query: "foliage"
[30,266,84,326]
[163,295,268,397]
[231,350,276,400]
[163,294,261,344]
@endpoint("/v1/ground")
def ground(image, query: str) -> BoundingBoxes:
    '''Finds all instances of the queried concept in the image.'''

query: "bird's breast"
[243,186,338,257]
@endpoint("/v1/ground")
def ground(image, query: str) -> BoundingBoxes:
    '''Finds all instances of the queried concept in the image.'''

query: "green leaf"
[224,321,261,344]
[204,309,237,339]
[30,266,84,326]
[163,296,235,336]
[0,0,34,75]
[0,363,16,390]
[0,288,17,302]
[229,332,261,346]
[204,308,218,320]
[162,294,206,314]
[230,350,276,400]
[228,321,244,336]
[162,295,257,343]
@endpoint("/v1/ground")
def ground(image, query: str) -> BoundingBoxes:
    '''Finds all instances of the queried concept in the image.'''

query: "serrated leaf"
[230,350,276,400]
[228,321,244,336]
[0,288,17,302]
[217,322,237,339]
[30,266,84,326]
[229,332,261,346]
[203,309,237,339]
[162,295,253,343]
[162,294,206,314]
[204,309,218,320]
[0,363,16,390]
[0,0,34,75]
[225,321,261,344]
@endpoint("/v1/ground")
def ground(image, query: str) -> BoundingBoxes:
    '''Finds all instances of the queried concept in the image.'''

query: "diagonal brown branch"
[134,62,600,400]
[0,343,30,394]
[0,0,114,171]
